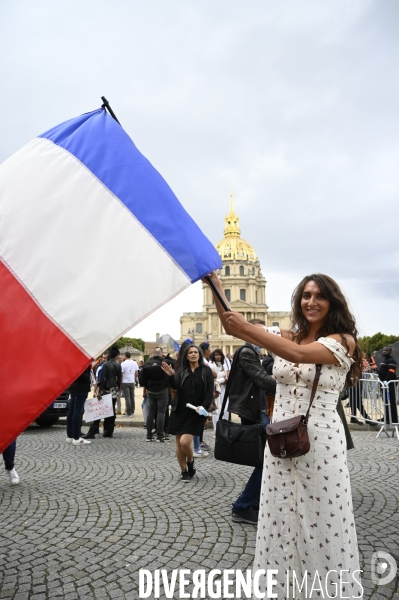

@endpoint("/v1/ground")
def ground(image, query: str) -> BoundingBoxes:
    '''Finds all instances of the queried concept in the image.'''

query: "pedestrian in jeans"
[66,365,92,445]
[2,439,19,485]
[139,348,170,442]
[121,352,138,416]
[226,320,276,525]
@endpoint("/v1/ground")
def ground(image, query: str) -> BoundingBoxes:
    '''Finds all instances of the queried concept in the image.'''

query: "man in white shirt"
[121,352,139,417]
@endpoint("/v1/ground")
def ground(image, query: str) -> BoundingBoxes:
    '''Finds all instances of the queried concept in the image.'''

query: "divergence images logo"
[371,552,397,586]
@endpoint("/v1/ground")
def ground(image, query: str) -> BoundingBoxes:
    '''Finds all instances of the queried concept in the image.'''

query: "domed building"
[180,196,290,355]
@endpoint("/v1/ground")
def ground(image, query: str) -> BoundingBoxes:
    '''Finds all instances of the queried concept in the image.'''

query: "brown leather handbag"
[266,364,321,458]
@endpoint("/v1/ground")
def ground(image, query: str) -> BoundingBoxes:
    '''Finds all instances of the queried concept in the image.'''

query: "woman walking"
[161,344,213,482]
[204,272,362,598]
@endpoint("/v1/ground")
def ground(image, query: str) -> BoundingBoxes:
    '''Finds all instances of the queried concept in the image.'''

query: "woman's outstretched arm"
[223,311,355,364]
[203,272,355,365]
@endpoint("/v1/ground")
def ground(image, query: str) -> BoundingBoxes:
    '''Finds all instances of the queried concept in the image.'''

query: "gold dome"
[215,195,258,262]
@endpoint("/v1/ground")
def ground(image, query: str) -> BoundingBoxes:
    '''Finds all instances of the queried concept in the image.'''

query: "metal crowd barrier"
[343,377,399,440]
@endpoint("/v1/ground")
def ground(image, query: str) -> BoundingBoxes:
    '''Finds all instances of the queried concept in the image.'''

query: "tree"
[358,332,399,357]
[114,336,145,352]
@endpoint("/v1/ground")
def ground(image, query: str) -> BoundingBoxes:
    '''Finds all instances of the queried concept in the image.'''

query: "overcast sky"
[1,0,398,342]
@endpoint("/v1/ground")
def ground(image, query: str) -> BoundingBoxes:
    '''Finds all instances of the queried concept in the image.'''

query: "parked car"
[35,389,70,427]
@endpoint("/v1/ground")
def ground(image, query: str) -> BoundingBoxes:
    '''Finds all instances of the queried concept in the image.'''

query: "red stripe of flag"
[0,261,91,452]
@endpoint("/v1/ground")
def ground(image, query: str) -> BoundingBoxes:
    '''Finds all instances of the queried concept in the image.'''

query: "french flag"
[0,107,222,451]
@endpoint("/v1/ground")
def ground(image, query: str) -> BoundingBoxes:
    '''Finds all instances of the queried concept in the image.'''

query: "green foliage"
[115,336,145,352]
[358,332,399,357]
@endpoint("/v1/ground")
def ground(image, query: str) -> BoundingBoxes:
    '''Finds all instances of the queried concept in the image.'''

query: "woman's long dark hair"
[175,339,192,371]
[291,273,362,385]
[181,344,204,370]
[209,348,225,363]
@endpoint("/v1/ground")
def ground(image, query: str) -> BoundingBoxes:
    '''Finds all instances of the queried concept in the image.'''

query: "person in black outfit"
[228,337,276,525]
[2,439,19,484]
[161,344,213,482]
[162,353,176,434]
[378,346,398,424]
[66,365,92,444]
[139,348,170,442]
[85,346,122,439]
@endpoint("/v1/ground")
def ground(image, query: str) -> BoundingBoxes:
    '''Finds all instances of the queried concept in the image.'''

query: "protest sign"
[84,394,114,422]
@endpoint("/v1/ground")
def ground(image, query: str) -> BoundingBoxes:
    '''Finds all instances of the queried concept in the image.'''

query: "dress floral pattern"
[253,327,361,599]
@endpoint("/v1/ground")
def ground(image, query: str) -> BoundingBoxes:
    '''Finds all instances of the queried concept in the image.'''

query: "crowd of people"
[67,342,235,462]
[3,270,399,596]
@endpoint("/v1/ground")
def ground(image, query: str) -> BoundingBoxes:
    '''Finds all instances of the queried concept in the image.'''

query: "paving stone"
[0,428,398,599]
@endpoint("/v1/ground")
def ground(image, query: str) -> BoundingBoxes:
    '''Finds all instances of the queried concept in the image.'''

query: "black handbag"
[215,419,266,467]
[214,347,266,468]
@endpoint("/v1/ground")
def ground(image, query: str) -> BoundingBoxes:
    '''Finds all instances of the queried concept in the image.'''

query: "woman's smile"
[301,281,330,325]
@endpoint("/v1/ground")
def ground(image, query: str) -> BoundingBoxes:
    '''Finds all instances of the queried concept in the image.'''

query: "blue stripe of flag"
[39,108,221,282]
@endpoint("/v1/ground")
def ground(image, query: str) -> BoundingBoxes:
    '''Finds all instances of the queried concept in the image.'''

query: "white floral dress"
[253,328,361,599]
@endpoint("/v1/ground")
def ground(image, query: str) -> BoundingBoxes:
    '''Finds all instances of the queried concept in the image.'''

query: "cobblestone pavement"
[0,427,398,600]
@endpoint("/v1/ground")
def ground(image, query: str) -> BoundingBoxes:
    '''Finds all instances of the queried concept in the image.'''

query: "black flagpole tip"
[100,96,121,125]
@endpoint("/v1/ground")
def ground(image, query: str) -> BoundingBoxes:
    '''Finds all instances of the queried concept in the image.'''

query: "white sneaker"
[8,468,19,485]
[72,437,91,445]
[65,437,73,443]
[193,449,209,457]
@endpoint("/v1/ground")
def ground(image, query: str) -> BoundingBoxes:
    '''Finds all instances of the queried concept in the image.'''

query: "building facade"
[118,345,145,363]
[180,196,291,355]
[144,334,179,358]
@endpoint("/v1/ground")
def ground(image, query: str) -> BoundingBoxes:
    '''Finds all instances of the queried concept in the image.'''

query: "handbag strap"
[304,364,322,423]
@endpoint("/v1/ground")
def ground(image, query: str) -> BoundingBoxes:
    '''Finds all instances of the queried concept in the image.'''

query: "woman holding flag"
[203,271,363,598]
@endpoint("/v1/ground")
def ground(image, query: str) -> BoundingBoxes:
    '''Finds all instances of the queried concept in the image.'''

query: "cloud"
[1,0,398,338]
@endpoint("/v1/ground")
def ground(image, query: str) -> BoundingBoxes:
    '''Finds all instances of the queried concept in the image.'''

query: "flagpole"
[205,276,231,312]
[101,96,121,125]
